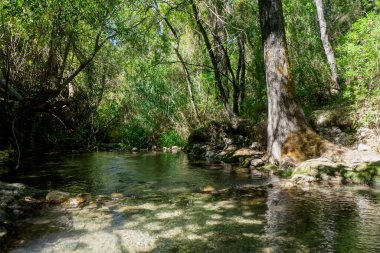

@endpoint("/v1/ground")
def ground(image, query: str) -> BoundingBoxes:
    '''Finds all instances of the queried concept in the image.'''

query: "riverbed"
[1,152,380,252]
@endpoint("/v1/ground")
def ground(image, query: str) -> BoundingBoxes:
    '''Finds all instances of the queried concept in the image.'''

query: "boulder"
[46,191,70,204]
[293,158,346,177]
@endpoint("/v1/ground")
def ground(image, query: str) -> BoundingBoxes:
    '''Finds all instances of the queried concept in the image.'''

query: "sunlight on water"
[1,152,380,252]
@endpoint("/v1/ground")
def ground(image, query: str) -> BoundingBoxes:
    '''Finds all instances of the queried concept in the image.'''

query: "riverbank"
[0,182,46,250]
[185,119,380,187]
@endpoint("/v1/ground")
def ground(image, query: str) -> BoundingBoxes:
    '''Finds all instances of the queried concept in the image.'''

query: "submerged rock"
[200,185,216,194]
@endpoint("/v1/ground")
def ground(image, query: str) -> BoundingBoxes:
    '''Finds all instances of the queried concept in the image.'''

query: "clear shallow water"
[1,152,380,253]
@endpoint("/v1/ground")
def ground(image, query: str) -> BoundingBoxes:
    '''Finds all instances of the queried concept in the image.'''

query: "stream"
[1,152,380,252]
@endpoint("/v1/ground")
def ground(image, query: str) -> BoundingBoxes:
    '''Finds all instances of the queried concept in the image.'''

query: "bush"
[159,130,186,147]
[337,12,380,127]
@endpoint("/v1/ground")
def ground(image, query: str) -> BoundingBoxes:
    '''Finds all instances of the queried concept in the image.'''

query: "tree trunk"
[190,0,236,123]
[259,0,317,163]
[237,33,246,113]
[153,1,201,123]
[315,0,341,91]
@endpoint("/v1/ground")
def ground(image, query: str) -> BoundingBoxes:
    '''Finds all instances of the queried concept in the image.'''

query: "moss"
[373,176,380,187]
[282,128,325,163]
[240,158,251,168]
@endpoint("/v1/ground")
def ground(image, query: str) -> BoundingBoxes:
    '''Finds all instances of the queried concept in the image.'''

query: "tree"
[153,0,200,123]
[315,0,341,91]
[259,0,320,163]
[190,0,236,122]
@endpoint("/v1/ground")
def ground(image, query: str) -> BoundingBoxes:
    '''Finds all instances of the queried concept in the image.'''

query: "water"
[1,152,380,252]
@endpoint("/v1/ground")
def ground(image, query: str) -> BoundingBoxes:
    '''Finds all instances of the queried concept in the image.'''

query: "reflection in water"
[1,152,380,252]
[265,187,380,253]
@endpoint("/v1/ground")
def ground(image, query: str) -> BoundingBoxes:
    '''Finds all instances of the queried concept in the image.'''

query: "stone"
[283,181,295,188]
[250,159,264,168]
[205,150,216,159]
[46,191,70,204]
[171,146,180,152]
[111,193,124,199]
[292,174,316,184]
[293,158,345,178]
[191,144,207,157]
[250,142,262,149]
[131,147,139,152]
[232,148,263,158]
[201,185,215,193]
[225,145,238,152]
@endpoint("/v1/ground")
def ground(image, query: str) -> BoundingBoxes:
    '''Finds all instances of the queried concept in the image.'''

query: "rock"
[96,195,109,201]
[358,143,371,151]
[293,158,345,178]
[232,148,263,158]
[63,198,82,208]
[200,185,215,193]
[131,147,139,152]
[311,108,353,130]
[335,132,355,146]
[64,193,92,207]
[250,142,262,149]
[283,181,295,188]
[225,145,238,152]
[205,150,216,159]
[217,150,239,163]
[223,137,234,146]
[250,159,264,168]
[46,191,70,204]
[191,144,207,158]
[292,174,317,184]
[111,193,124,199]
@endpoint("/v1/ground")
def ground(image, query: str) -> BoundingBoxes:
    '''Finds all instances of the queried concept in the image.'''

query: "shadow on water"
[1,152,380,252]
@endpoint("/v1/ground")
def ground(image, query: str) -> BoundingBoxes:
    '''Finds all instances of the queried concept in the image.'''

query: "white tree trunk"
[315,0,341,91]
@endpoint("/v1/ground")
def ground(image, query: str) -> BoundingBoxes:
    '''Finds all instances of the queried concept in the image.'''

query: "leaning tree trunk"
[259,0,323,163]
[315,0,341,91]
[190,0,236,123]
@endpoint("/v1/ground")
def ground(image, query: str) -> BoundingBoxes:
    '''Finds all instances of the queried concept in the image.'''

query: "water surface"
[1,152,380,252]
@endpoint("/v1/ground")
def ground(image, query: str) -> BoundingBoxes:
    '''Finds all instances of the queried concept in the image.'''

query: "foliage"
[0,0,379,151]
[338,12,380,126]
[159,130,186,147]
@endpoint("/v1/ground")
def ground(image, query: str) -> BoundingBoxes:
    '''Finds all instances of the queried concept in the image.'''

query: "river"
[1,152,380,252]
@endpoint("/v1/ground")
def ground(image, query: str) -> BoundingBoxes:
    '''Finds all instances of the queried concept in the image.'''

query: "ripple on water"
[2,153,380,252]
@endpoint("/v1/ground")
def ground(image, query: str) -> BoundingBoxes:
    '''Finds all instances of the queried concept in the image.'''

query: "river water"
[1,152,380,252]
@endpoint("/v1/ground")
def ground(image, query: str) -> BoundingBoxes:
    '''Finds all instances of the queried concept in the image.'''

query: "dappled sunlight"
[6,153,380,252]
